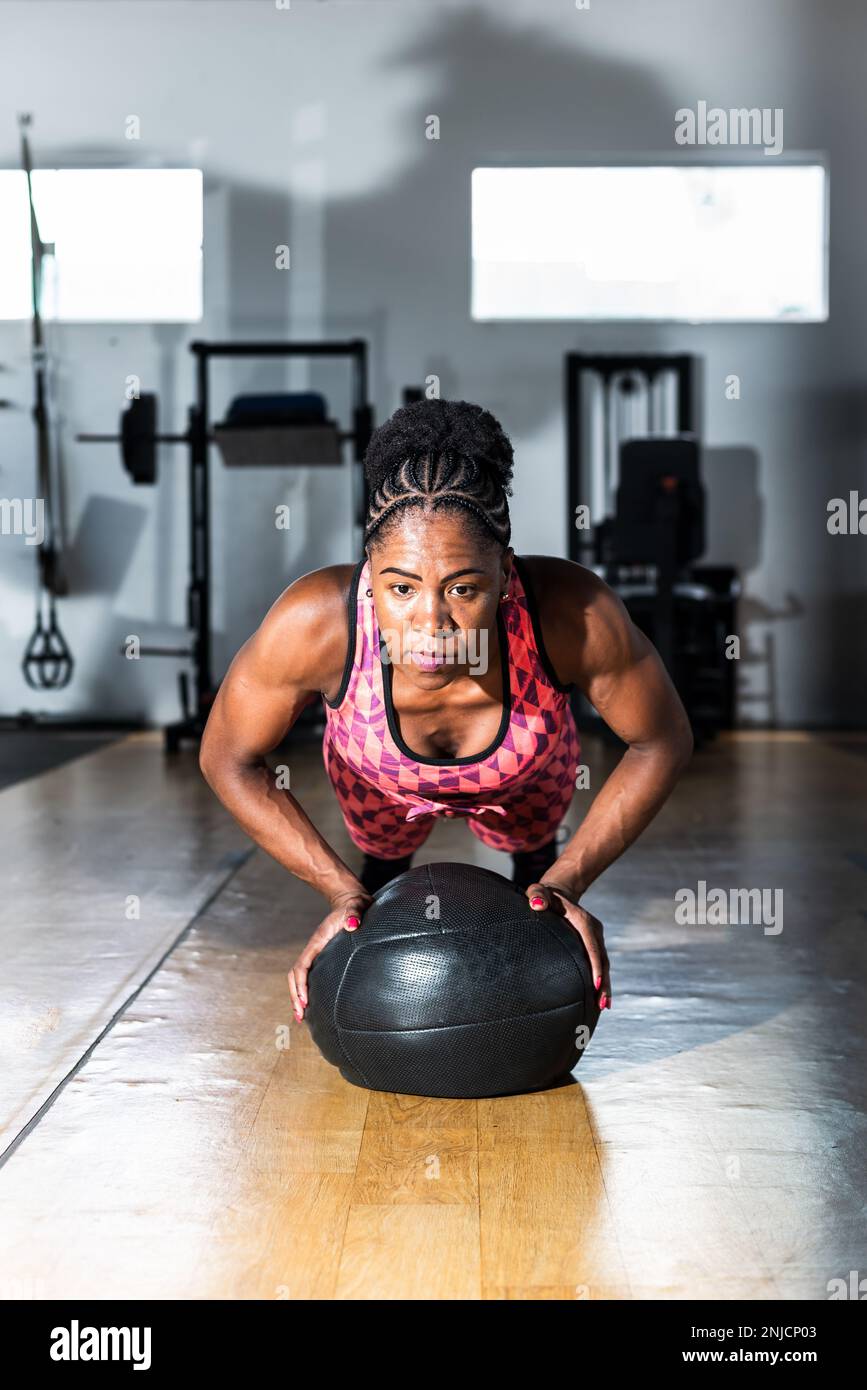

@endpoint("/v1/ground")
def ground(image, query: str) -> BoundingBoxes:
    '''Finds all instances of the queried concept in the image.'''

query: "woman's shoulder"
[266,561,358,623]
[516,553,604,608]
[516,554,624,686]
[252,562,358,696]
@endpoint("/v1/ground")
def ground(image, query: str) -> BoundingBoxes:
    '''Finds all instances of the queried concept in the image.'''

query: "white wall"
[1,0,864,726]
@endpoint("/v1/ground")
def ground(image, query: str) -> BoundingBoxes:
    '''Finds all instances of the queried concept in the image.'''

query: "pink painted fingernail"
[530,896,544,908]
[346,915,360,930]
[594,977,601,990]
[295,1010,303,1022]
[600,994,607,1009]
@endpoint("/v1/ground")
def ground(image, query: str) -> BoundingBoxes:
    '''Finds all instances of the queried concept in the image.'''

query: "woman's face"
[368,509,512,685]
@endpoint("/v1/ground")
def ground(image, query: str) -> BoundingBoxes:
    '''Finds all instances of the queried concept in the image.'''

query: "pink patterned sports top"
[322,555,580,858]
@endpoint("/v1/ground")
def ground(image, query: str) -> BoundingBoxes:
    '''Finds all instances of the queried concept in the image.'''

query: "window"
[471,163,827,323]
[0,168,203,322]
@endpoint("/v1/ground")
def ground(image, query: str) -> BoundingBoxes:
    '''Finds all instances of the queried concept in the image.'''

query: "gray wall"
[1,0,864,727]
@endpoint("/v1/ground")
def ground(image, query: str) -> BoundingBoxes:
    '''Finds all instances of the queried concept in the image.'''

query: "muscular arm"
[529,556,694,899]
[198,566,364,908]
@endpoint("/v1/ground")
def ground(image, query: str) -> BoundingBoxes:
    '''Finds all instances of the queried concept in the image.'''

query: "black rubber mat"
[0,731,122,792]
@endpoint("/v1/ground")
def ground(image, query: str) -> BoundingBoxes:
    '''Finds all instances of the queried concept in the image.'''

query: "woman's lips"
[410,650,448,670]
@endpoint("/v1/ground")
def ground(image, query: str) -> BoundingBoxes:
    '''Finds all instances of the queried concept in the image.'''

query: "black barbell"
[77,393,374,486]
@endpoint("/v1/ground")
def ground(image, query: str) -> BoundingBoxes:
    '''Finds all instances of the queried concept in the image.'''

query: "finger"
[525,882,555,912]
[343,897,367,932]
[595,956,612,1011]
[530,889,607,1010]
[287,969,303,1022]
[601,954,612,1011]
[557,901,605,1001]
[295,963,309,1011]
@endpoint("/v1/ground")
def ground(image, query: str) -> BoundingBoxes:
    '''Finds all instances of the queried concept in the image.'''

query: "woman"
[199,399,693,1027]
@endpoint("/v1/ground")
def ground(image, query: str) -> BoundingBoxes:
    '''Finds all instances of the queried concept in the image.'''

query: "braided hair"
[363,398,514,551]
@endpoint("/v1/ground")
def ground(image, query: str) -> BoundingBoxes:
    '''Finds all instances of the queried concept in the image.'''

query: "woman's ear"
[500,547,515,594]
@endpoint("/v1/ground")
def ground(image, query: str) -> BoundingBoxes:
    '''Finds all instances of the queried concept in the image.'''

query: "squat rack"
[82,339,373,751]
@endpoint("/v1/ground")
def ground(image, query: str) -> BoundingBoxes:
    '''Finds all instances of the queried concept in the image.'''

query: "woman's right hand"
[288,887,372,1023]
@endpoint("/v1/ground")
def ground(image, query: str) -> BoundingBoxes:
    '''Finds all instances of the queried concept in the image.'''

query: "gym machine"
[566,352,738,741]
[79,339,373,751]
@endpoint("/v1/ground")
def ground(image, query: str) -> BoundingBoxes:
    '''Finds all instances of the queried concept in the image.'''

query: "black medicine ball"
[305,861,600,1099]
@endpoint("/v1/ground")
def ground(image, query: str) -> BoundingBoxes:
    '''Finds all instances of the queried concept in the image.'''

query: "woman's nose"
[414,592,450,633]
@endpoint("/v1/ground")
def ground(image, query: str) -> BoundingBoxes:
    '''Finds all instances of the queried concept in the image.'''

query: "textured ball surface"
[305,862,600,1099]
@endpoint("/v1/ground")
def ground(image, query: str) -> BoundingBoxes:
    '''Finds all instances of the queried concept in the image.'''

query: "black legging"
[510,836,559,889]
[360,836,559,895]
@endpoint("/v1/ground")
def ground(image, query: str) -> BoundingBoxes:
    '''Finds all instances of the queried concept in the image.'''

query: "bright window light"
[0,168,203,322]
[471,164,828,323]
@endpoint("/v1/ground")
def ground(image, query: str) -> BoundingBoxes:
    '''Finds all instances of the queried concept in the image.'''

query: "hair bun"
[363,398,514,495]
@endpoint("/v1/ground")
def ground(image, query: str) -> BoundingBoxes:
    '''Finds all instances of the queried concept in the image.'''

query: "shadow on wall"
[212,8,681,688]
[170,8,686,691]
[323,7,680,418]
[36,4,865,725]
[311,5,866,727]
[22,9,696,725]
[702,445,805,727]
[61,496,147,597]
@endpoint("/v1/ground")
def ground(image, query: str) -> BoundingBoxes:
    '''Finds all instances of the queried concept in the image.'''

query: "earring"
[500,592,508,602]
[365,588,373,597]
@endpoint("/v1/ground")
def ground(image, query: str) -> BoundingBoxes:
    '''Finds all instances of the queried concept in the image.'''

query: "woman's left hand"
[524,878,611,1011]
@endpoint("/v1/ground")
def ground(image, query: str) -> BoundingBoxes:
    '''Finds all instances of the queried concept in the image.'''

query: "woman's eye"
[391,584,414,597]
[449,585,475,598]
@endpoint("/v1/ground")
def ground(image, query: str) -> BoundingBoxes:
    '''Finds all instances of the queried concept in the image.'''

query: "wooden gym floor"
[0,730,864,1301]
